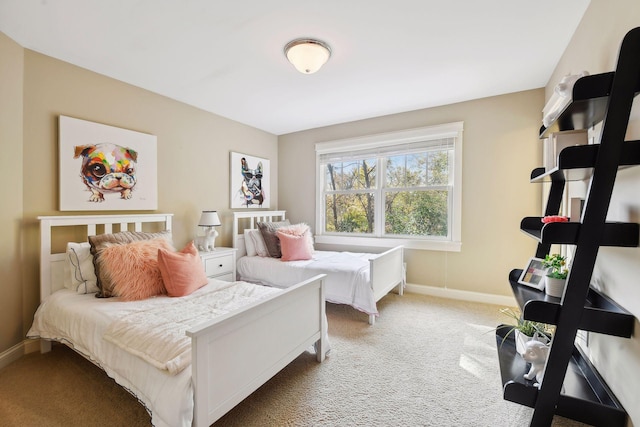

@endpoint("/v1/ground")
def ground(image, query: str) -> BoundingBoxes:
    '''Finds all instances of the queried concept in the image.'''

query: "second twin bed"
[233,210,405,324]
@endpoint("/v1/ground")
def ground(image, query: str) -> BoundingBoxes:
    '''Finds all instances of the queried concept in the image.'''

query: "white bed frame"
[232,210,404,325]
[37,213,327,427]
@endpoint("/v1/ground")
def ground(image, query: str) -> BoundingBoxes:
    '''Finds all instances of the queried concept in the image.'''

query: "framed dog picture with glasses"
[230,151,270,209]
[59,116,158,211]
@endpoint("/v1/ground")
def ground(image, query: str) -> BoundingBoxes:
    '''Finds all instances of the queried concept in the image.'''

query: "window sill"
[313,235,461,252]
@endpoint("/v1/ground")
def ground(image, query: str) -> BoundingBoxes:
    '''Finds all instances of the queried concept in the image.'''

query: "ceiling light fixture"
[284,38,331,74]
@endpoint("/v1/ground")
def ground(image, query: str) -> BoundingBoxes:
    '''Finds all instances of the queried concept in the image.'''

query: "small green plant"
[542,253,568,279]
[496,308,554,348]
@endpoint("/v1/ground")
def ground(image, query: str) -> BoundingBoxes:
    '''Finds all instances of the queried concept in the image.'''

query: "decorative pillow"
[66,242,99,294]
[257,220,290,258]
[277,230,314,261]
[89,230,172,298]
[248,229,269,257]
[158,241,208,297]
[243,230,257,257]
[278,223,314,255]
[96,238,173,301]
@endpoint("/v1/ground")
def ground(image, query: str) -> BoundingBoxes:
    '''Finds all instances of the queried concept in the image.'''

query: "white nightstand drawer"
[199,247,237,281]
[203,255,233,276]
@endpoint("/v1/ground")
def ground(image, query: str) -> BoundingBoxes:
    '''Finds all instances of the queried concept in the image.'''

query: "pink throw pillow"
[278,223,314,255]
[97,238,174,301]
[277,230,313,261]
[158,241,209,297]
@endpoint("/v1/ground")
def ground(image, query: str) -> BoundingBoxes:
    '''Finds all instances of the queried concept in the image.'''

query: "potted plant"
[498,308,553,355]
[542,253,568,297]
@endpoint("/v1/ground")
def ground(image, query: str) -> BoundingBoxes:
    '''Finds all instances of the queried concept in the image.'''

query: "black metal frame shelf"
[519,217,639,247]
[497,27,640,426]
[530,140,640,183]
[495,326,626,427]
[508,269,634,338]
[539,72,640,138]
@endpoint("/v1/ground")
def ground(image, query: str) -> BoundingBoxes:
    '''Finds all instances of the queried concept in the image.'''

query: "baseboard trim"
[406,283,517,307]
[24,338,41,354]
[0,342,25,370]
[0,339,42,370]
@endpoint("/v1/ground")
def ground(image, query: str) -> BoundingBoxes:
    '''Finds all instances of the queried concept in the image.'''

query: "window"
[315,122,463,251]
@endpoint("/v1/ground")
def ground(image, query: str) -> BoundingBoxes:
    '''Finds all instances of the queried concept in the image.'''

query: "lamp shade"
[198,211,221,227]
[284,38,331,74]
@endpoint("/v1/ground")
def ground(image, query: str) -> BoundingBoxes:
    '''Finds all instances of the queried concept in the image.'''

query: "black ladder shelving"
[495,27,640,427]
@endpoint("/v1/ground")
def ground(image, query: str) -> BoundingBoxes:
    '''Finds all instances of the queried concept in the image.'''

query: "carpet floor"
[0,292,590,426]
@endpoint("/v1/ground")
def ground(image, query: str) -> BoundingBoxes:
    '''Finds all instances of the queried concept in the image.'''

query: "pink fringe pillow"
[97,238,174,301]
[158,241,208,297]
[277,223,314,261]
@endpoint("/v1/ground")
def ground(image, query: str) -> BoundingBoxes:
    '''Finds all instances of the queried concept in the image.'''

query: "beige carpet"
[0,293,589,426]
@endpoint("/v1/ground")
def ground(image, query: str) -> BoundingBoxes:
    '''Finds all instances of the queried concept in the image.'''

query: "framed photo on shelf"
[518,257,546,291]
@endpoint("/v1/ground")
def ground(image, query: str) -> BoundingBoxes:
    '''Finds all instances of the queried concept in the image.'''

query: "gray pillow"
[257,220,290,258]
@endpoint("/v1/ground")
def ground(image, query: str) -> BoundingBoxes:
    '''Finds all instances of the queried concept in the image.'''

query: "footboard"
[187,274,326,427]
[370,245,405,302]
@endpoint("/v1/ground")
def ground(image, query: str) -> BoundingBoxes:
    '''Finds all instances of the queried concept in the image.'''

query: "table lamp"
[196,210,221,251]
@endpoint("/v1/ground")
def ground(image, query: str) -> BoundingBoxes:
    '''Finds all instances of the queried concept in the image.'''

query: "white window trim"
[315,122,463,252]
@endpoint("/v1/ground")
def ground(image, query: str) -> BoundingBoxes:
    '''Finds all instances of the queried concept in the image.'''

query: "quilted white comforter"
[103,281,279,375]
[27,279,280,427]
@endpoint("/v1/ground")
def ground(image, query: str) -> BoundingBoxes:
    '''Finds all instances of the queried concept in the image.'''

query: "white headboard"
[38,213,173,301]
[232,210,286,257]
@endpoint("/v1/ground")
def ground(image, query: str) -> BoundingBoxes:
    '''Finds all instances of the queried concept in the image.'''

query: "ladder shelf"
[496,27,640,426]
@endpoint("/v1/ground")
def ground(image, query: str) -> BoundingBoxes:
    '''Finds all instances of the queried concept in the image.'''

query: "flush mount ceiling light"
[284,38,332,74]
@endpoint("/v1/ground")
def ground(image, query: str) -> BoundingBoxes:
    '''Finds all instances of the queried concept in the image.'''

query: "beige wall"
[279,89,543,297]
[0,33,24,354]
[546,1,640,424]
[0,40,278,355]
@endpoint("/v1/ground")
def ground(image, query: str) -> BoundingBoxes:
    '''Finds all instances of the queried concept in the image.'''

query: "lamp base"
[195,227,219,252]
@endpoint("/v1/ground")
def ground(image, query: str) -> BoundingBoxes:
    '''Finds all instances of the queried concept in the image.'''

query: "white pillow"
[248,229,269,257]
[244,230,257,257]
[66,242,99,294]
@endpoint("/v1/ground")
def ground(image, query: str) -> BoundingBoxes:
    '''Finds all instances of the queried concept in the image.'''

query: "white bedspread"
[26,279,279,427]
[237,251,377,315]
[103,281,279,375]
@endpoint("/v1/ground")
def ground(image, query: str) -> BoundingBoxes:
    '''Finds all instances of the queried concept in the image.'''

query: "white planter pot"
[514,329,532,355]
[545,276,567,298]
[514,329,551,356]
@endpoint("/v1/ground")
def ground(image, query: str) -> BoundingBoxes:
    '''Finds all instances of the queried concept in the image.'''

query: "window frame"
[315,122,463,252]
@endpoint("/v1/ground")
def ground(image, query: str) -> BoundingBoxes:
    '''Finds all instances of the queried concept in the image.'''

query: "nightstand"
[199,247,236,281]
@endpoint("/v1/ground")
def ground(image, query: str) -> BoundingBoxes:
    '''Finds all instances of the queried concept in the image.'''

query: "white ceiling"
[0,0,590,135]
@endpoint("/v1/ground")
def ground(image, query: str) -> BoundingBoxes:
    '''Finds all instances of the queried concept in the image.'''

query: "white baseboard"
[0,339,42,370]
[24,338,41,354]
[0,342,26,370]
[406,283,517,307]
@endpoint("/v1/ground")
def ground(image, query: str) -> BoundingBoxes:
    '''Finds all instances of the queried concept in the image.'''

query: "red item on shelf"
[541,216,569,223]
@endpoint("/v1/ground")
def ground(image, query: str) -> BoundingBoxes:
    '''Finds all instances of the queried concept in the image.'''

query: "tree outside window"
[322,149,451,238]
[315,122,462,250]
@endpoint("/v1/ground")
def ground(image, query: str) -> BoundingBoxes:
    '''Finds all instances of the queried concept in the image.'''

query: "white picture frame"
[59,116,158,211]
[230,151,270,209]
[518,257,546,291]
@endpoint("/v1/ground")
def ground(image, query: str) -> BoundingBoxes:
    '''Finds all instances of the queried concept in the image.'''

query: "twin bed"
[28,211,404,426]
[28,214,327,427]
[232,210,405,325]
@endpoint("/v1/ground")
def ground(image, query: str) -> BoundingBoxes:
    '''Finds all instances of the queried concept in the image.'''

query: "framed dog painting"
[59,116,158,211]
[230,151,270,209]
